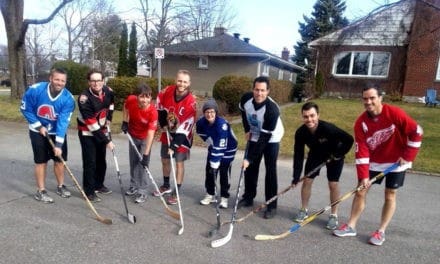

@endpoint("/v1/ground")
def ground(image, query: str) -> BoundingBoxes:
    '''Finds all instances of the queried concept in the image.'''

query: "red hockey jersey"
[156,85,197,152]
[354,104,423,180]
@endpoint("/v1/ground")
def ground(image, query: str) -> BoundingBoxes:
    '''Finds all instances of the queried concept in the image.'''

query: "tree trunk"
[1,0,27,99]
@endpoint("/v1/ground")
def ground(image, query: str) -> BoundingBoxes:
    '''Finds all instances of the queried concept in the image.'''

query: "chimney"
[243,37,250,43]
[233,33,240,39]
[214,27,226,36]
[281,47,290,61]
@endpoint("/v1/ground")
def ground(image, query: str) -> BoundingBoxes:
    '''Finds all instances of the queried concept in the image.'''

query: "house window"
[198,56,208,69]
[278,69,284,80]
[262,64,269,76]
[333,51,390,77]
[436,56,440,80]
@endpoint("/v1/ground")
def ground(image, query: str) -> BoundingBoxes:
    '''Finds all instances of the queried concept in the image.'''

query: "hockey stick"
[126,133,180,220]
[107,127,136,224]
[46,136,112,225]
[208,170,221,237]
[254,162,400,241]
[166,129,184,235]
[221,158,331,226]
[211,143,249,248]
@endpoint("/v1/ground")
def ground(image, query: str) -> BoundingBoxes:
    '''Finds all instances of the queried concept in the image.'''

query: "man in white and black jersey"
[238,76,284,219]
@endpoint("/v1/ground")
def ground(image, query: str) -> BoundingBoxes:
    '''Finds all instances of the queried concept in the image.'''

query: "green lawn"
[2,95,438,174]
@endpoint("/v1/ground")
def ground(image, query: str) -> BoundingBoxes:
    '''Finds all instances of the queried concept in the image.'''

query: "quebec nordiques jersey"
[239,92,284,143]
[196,116,238,168]
[20,82,75,145]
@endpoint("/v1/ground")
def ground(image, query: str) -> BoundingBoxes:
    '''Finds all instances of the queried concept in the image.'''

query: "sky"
[0,0,399,57]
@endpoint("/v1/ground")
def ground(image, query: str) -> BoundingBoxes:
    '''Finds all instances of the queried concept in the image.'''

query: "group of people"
[20,67,423,246]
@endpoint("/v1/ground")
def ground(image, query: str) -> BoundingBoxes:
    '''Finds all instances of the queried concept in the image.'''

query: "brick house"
[151,27,304,97]
[308,0,440,102]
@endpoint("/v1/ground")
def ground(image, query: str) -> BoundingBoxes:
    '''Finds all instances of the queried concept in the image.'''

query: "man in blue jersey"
[196,99,237,209]
[238,76,284,219]
[20,67,75,203]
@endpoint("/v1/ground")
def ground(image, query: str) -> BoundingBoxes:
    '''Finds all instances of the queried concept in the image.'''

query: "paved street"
[0,120,438,264]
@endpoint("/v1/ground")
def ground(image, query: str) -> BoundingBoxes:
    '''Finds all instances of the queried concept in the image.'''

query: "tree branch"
[18,0,73,47]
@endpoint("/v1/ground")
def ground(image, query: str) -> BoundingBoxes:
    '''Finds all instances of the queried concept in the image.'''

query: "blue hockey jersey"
[20,82,75,146]
[196,116,238,169]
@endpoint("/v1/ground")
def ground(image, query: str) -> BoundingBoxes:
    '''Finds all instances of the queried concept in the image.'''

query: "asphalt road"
[0,120,438,264]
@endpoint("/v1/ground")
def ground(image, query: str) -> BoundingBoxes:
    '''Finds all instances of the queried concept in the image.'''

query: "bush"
[107,76,174,110]
[212,75,253,114]
[212,76,293,114]
[52,60,89,95]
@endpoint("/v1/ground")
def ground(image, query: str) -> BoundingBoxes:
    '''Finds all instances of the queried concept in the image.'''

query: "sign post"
[155,48,165,92]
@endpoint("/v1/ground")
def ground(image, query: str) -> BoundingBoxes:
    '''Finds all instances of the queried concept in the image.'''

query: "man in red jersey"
[121,84,158,203]
[153,70,197,205]
[334,84,423,246]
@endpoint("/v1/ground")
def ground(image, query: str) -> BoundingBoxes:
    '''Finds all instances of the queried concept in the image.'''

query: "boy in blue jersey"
[196,99,237,209]
[20,68,75,203]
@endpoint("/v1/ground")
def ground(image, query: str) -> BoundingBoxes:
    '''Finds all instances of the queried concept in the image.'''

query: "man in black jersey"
[292,102,353,229]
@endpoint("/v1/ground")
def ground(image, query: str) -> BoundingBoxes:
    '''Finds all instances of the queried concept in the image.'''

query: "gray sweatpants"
[128,136,150,195]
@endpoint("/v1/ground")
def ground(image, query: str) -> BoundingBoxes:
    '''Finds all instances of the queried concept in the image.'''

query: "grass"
[1,94,438,174]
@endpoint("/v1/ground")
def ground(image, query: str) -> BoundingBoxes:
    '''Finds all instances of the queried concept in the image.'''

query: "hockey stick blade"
[254,163,400,241]
[222,159,330,226]
[126,133,180,220]
[211,225,233,248]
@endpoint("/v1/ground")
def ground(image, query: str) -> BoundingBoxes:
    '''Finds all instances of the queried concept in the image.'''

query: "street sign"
[155,48,165,59]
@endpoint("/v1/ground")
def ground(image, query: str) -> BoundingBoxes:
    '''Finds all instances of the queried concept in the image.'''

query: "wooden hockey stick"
[47,136,112,225]
[126,133,180,220]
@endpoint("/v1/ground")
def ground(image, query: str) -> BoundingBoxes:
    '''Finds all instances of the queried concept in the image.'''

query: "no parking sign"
[155,48,165,59]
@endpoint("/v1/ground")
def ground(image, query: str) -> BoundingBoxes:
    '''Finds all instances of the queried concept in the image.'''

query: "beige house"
[152,28,305,96]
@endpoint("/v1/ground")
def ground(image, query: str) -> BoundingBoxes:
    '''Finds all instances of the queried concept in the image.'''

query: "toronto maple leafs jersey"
[20,82,75,146]
[354,104,423,179]
[196,116,238,169]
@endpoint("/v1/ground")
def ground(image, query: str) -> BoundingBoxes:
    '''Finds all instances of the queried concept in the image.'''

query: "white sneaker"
[200,194,215,205]
[219,197,228,209]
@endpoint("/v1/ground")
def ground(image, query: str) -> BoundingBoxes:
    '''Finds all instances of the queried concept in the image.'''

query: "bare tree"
[0,0,73,99]
[26,24,62,82]
[181,0,236,40]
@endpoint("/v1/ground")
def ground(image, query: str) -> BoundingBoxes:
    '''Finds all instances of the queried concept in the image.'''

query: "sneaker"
[87,193,101,203]
[369,230,385,246]
[219,197,228,209]
[125,187,138,196]
[134,193,147,204]
[34,190,54,203]
[293,208,308,223]
[200,194,215,205]
[95,185,112,194]
[152,185,172,197]
[237,198,253,208]
[56,185,71,198]
[326,214,339,230]
[333,223,357,237]
[166,191,178,205]
[263,208,277,219]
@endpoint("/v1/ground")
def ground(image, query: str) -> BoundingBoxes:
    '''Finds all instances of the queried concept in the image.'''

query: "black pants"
[78,132,107,196]
[204,161,232,198]
[243,141,279,210]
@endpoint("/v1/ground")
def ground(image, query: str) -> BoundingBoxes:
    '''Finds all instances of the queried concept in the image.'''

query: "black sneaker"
[95,186,112,194]
[87,193,101,203]
[237,198,253,209]
[263,208,277,219]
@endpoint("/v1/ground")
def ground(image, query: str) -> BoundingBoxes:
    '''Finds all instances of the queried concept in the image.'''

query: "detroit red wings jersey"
[354,104,423,179]
[156,85,197,151]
